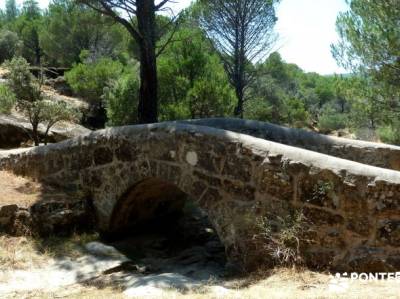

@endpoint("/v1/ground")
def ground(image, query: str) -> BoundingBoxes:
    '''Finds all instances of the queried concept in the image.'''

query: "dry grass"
[0,171,42,207]
[0,233,98,271]
[1,235,399,299]
[0,67,9,78]
[0,235,51,270]
[41,85,89,110]
[8,268,400,299]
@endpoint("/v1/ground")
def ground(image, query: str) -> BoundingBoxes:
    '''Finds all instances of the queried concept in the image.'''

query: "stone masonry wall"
[0,122,399,272]
[182,118,400,171]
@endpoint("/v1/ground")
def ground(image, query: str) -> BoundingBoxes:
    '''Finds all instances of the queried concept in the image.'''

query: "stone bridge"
[1,118,400,272]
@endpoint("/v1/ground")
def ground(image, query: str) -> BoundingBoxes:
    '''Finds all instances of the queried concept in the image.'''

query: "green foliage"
[246,53,341,128]
[0,29,21,63]
[186,73,235,119]
[1,0,397,145]
[344,76,387,130]
[284,97,309,128]
[103,65,140,126]
[40,100,81,144]
[4,56,78,145]
[158,27,235,120]
[65,57,123,103]
[377,123,400,146]
[245,69,282,123]
[40,0,127,67]
[244,98,274,122]
[7,0,44,65]
[41,100,80,126]
[318,105,348,133]
[332,0,400,90]
[318,112,347,133]
[199,0,279,117]
[332,0,400,135]
[22,0,41,19]
[5,0,19,22]
[3,56,40,101]
[0,84,16,114]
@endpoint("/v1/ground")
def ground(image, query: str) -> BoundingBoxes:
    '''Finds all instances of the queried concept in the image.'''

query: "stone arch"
[1,122,400,272]
[109,177,188,234]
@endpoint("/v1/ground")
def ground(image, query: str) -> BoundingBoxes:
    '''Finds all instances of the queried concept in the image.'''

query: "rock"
[0,114,90,149]
[85,242,127,259]
[30,199,93,236]
[0,115,32,149]
[125,273,200,291]
[0,205,31,236]
[0,195,94,237]
[0,204,19,216]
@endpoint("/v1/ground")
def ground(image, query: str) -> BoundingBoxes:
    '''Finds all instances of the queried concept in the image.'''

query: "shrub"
[4,56,79,145]
[318,111,347,133]
[103,69,139,126]
[244,98,274,122]
[0,30,21,63]
[186,77,235,119]
[228,207,310,271]
[0,84,16,114]
[65,57,123,103]
[3,56,40,102]
[283,97,310,128]
[253,210,309,267]
[41,100,81,144]
[377,124,400,145]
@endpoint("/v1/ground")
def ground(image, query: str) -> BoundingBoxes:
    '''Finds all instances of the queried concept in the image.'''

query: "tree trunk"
[32,123,40,146]
[35,46,41,66]
[137,0,158,124]
[234,86,244,118]
[138,45,158,123]
[233,31,245,119]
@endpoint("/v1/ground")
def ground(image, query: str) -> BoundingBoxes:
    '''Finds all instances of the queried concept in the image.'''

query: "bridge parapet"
[181,118,400,171]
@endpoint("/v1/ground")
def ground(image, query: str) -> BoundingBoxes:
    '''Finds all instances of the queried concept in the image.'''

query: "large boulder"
[0,114,91,149]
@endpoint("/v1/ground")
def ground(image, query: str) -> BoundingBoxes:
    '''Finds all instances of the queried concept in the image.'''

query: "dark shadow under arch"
[109,177,188,235]
[105,177,228,278]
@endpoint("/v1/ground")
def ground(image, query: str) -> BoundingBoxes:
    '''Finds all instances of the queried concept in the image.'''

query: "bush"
[3,56,40,102]
[186,77,235,119]
[244,98,274,122]
[318,110,347,133]
[0,84,16,114]
[0,30,21,63]
[377,124,400,145]
[103,69,139,126]
[283,97,309,128]
[253,210,309,267]
[4,56,79,145]
[227,207,310,271]
[65,57,123,103]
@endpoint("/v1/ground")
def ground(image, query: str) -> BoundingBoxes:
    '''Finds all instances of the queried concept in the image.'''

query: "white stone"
[186,151,198,166]
[85,241,126,258]
[125,273,200,290]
